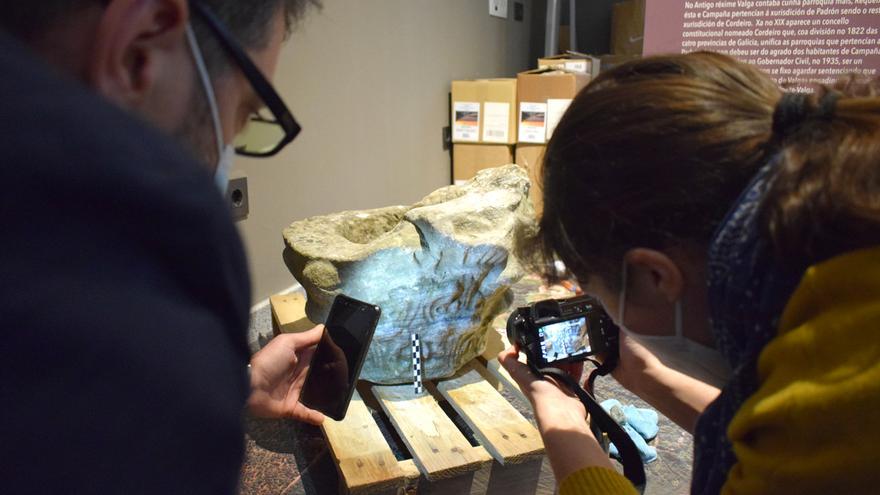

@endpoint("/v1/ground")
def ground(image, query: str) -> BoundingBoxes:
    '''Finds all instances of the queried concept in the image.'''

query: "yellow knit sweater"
[560,246,880,494]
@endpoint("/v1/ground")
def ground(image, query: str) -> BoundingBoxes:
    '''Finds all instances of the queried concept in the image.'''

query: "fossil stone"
[283,165,536,384]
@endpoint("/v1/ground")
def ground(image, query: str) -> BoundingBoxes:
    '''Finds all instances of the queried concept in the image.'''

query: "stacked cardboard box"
[452,144,514,185]
[537,53,601,79]
[514,68,590,214]
[451,79,517,185]
[449,59,597,214]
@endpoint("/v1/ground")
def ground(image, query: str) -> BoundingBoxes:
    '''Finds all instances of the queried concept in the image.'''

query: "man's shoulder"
[0,32,251,337]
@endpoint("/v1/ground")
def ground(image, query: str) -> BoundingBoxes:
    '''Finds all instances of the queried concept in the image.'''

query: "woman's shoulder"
[723,245,880,494]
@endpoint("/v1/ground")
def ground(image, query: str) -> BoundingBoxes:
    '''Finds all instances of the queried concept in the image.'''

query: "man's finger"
[291,324,325,348]
[290,403,325,426]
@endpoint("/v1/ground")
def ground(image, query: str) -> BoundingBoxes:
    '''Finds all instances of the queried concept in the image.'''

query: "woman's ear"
[88,0,189,108]
[623,248,684,304]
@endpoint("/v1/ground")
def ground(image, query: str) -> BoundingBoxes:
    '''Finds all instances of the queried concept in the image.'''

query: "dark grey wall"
[530,0,618,60]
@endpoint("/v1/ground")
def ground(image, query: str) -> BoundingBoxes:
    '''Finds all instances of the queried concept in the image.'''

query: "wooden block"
[372,384,492,482]
[397,459,420,492]
[485,458,544,495]
[437,365,544,466]
[269,293,315,334]
[322,390,415,494]
[419,471,480,495]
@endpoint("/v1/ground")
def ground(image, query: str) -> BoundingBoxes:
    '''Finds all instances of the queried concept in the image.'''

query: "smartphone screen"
[299,295,381,420]
[538,316,591,363]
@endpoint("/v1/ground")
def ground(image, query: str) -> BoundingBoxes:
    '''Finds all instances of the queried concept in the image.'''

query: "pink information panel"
[643,0,880,92]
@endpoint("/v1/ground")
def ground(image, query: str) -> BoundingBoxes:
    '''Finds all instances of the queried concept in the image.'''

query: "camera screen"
[538,317,590,362]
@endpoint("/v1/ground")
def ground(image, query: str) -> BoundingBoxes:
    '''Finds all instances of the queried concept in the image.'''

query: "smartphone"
[299,294,381,421]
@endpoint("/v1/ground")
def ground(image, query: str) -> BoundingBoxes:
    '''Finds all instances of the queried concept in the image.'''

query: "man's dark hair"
[192,0,320,75]
[0,0,320,74]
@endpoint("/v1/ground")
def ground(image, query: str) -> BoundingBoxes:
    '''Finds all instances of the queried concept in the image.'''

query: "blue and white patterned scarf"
[691,155,807,494]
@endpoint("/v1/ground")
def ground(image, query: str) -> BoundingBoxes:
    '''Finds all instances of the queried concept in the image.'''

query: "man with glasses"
[0,1,322,493]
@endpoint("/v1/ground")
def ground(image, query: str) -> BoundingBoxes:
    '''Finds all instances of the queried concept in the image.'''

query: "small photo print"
[455,111,479,125]
[521,111,546,126]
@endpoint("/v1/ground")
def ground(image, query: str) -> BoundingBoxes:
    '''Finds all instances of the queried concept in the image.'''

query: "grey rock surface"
[283,165,537,384]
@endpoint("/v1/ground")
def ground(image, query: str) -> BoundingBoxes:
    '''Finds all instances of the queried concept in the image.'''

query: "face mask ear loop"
[185,24,225,162]
[618,260,628,328]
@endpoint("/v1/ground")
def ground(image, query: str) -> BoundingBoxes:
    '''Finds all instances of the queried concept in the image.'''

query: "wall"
[235,0,535,305]
[529,0,618,60]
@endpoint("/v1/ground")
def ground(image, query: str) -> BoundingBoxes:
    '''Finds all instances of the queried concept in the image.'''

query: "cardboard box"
[451,79,518,144]
[515,144,546,215]
[611,0,646,56]
[537,53,601,78]
[516,69,590,145]
[453,144,515,185]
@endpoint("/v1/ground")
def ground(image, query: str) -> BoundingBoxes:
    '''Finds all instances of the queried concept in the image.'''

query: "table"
[239,275,693,495]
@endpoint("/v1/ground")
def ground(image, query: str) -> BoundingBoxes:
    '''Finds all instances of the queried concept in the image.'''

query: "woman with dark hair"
[500,52,880,494]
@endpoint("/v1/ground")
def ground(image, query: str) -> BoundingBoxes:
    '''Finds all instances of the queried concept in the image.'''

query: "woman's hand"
[498,346,587,423]
[609,329,665,395]
[608,330,721,432]
[247,325,325,425]
[498,346,615,482]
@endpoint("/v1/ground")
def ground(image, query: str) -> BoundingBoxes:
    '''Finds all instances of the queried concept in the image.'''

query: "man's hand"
[247,325,325,425]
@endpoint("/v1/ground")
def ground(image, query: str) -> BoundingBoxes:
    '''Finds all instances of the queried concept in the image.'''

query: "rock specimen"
[283,165,537,384]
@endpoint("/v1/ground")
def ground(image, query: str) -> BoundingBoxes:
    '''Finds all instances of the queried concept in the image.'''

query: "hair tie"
[772,91,841,139]
[817,90,841,120]
[772,92,809,138]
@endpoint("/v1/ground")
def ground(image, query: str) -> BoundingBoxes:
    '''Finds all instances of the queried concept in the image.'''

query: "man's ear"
[89,0,189,108]
[623,248,684,304]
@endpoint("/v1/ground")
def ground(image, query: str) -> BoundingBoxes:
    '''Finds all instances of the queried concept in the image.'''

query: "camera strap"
[535,365,646,493]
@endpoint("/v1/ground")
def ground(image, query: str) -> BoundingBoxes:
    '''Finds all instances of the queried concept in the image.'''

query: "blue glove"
[623,404,659,441]
[601,399,659,464]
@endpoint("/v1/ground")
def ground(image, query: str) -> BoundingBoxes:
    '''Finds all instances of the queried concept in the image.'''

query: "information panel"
[644,0,880,92]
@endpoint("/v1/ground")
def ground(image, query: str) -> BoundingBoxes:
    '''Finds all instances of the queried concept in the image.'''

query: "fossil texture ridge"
[283,165,536,384]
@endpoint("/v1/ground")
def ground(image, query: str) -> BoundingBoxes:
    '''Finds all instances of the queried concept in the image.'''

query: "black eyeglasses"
[190,0,301,157]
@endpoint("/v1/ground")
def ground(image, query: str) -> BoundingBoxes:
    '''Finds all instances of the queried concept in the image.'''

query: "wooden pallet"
[271,294,546,495]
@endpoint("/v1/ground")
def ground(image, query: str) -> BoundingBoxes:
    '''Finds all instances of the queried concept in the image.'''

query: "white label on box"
[546,99,573,140]
[564,60,589,73]
[482,102,511,143]
[453,101,480,142]
[454,179,468,186]
[518,102,547,143]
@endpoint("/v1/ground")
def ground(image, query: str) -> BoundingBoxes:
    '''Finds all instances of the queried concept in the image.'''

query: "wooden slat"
[322,390,415,494]
[484,358,528,404]
[269,293,315,334]
[372,384,492,481]
[437,364,544,466]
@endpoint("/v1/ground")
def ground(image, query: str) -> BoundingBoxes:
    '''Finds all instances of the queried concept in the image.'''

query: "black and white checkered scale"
[411,333,423,395]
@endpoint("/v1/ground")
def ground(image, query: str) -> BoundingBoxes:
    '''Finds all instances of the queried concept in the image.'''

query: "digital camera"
[506,295,619,368]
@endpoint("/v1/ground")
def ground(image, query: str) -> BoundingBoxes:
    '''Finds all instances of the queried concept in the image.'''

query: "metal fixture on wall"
[545,0,577,56]
[227,177,249,221]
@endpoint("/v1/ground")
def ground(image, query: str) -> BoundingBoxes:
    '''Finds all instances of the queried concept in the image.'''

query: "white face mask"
[618,261,731,387]
[185,24,234,194]
[213,144,235,193]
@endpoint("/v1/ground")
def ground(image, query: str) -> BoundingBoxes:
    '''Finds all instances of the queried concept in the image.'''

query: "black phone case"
[301,294,381,421]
